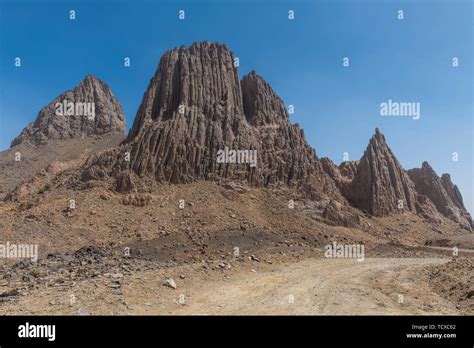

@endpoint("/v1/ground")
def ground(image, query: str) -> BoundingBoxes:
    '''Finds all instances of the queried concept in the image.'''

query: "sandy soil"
[2,253,471,315]
[169,257,459,315]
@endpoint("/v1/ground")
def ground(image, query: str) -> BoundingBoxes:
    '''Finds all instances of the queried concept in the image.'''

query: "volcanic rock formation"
[11,75,125,147]
[408,162,472,230]
[75,41,470,231]
[333,129,417,216]
[320,129,471,230]
[82,42,338,197]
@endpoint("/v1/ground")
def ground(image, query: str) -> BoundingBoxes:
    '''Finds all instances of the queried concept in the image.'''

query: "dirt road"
[2,256,464,315]
[170,257,457,315]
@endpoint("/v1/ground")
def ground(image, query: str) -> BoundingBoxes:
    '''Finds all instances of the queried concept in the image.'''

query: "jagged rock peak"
[241,70,289,126]
[408,161,444,202]
[127,41,242,141]
[371,127,387,143]
[343,128,417,216]
[408,161,472,230]
[441,173,466,211]
[79,74,109,91]
[11,75,125,147]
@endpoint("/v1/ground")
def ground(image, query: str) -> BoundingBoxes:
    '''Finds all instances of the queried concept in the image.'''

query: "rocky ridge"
[408,162,472,230]
[81,43,342,200]
[11,75,125,147]
[321,130,471,231]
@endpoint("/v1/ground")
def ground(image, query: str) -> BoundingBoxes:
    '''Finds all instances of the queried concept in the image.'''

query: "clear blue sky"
[0,0,472,213]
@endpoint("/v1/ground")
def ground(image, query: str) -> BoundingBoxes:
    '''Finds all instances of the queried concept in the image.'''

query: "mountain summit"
[84,42,336,192]
[344,128,417,216]
[408,161,472,230]
[11,75,125,147]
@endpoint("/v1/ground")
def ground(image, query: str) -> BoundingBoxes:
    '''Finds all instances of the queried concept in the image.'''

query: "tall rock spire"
[341,128,417,216]
[127,42,242,141]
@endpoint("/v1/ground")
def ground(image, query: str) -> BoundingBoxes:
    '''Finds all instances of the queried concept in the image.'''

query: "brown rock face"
[11,75,125,147]
[414,193,444,224]
[115,172,135,193]
[441,173,467,211]
[320,158,358,190]
[319,158,341,184]
[338,128,417,216]
[241,70,288,126]
[322,199,360,228]
[83,42,330,192]
[338,161,359,180]
[320,129,472,229]
[408,162,472,230]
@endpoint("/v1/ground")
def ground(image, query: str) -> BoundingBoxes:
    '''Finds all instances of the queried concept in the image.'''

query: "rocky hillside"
[408,162,472,230]
[1,75,126,199]
[11,75,125,147]
[321,129,472,231]
[81,43,341,199]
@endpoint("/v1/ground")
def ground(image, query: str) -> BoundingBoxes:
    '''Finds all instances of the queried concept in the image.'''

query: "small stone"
[22,275,34,283]
[250,255,260,262]
[163,278,177,289]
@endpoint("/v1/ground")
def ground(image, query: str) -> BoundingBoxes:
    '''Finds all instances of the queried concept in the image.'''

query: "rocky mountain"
[321,129,471,231]
[76,42,472,231]
[82,42,338,197]
[408,162,472,230]
[321,129,417,216]
[343,128,418,216]
[1,75,126,200]
[11,75,125,147]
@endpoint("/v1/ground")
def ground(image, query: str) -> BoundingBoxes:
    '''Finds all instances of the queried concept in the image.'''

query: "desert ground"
[0,143,472,315]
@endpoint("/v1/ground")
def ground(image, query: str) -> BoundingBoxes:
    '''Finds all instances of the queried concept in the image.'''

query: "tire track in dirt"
[171,257,457,315]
